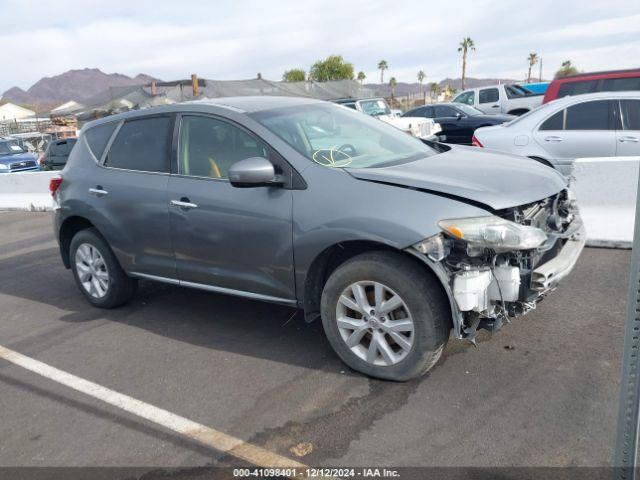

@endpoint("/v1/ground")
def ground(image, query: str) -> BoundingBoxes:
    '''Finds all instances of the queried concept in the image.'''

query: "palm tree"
[457,37,476,90]
[429,82,440,101]
[378,60,388,84]
[357,71,366,85]
[527,52,539,82]
[417,70,426,99]
[389,77,397,98]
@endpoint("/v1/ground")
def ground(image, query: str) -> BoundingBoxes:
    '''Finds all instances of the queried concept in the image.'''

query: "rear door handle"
[170,199,198,209]
[619,136,639,143]
[89,187,108,196]
[491,104,499,108]
[544,136,563,142]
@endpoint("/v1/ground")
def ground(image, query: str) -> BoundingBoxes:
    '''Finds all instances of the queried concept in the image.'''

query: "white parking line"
[0,344,307,473]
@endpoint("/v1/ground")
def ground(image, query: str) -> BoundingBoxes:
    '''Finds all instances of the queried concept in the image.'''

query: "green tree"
[309,55,354,82]
[417,70,426,98]
[378,60,388,84]
[357,71,366,85]
[554,60,579,79]
[527,53,539,82]
[457,37,476,90]
[389,77,397,98]
[282,68,306,82]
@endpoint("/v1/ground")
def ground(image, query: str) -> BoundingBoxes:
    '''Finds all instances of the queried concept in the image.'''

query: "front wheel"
[320,251,451,381]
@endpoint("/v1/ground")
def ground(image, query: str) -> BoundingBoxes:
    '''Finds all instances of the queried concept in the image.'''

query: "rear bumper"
[531,225,586,292]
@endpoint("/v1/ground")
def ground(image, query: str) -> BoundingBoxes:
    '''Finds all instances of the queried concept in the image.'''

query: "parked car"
[334,98,441,140]
[39,137,77,170]
[0,138,39,173]
[402,103,514,145]
[472,92,640,175]
[543,68,640,104]
[451,84,543,116]
[53,96,584,381]
[520,82,550,95]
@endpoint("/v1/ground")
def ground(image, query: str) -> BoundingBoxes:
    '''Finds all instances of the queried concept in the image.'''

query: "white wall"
[0,171,55,211]
[0,103,36,121]
[572,157,639,248]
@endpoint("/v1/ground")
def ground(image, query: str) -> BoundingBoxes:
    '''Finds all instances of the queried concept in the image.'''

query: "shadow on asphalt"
[0,246,355,375]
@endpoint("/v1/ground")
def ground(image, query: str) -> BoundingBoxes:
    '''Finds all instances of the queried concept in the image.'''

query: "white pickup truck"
[336,98,441,140]
[451,84,543,116]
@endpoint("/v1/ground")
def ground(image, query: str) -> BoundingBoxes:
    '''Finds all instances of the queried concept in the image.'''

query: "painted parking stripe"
[0,344,308,474]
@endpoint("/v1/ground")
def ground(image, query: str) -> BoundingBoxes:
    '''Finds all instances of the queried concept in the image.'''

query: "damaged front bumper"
[407,201,585,342]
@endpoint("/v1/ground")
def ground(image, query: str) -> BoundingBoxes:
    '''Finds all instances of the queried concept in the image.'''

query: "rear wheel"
[70,228,137,308]
[320,251,451,381]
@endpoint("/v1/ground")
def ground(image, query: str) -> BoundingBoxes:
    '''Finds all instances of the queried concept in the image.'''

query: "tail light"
[471,135,484,147]
[49,176,63,196]
[38,154,45,166]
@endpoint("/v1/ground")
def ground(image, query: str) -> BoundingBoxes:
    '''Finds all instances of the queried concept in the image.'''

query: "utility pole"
[191,74,199,97]
[539,57,543,82]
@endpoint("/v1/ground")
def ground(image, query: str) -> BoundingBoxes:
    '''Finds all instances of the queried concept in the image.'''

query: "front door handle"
[544,136,563,142]
[89,187,108,196]
[619,136,639,143]
[170,198,198,209]
[491,104,499,108]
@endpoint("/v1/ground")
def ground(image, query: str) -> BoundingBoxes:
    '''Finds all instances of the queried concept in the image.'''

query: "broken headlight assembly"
[437,215,547,251]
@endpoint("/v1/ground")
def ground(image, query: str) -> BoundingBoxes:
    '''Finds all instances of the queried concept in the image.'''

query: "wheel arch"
[58,216,101,268]
[302,241,454,330]
[528,156,555,169]
[507,108,530,116]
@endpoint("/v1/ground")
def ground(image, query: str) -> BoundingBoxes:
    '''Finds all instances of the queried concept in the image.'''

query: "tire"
[69,228,137,308]
[320,251,451,381]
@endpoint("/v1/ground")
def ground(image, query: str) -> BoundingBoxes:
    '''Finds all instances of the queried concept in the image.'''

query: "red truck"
[543,68,640,103]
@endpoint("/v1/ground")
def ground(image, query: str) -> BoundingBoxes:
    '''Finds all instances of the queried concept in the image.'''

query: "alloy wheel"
[75,243,110,298]
[336,281,414,366]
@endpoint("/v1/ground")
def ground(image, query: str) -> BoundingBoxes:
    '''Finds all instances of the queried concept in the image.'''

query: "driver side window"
[178,115,270,180]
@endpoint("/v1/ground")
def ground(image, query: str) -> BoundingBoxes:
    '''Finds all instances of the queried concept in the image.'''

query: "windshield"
[358,99,391,116]
[0,141,25,156]
[251,103,438,169]
[455,104,484,116]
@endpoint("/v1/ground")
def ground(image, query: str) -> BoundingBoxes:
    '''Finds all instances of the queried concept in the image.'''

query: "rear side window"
[557,80,598,98]
[479,88,499,103]
[603,77,640,92]
[540,111,564,130]
[105,117,172,172]
[565,100,611,130]
[434,106,457,117]
[621,100,640,130]
[84,122,117,161]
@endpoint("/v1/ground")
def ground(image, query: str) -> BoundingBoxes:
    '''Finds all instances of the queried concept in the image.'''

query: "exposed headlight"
[0,164,9,170]
[438,215,547,250]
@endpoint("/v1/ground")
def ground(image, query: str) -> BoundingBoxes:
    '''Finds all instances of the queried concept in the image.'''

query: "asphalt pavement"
[0,211,630,472]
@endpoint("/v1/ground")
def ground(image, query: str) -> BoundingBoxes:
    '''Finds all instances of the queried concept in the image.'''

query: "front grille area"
[10,160,36,169]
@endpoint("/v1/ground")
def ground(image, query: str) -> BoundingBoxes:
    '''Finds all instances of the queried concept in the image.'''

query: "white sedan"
[472,91,640,175]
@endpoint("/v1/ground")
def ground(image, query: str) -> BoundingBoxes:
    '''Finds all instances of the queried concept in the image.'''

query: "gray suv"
[53,96,585,381]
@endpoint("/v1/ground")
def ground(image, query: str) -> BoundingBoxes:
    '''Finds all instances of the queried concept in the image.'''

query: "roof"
[554,67,640,81]
[546,90,640,107]
[186,95,323,112]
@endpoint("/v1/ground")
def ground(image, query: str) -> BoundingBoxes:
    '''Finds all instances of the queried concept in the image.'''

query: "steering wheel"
[337,144,357,157]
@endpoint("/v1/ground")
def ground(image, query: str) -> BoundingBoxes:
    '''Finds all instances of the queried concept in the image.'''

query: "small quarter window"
[84,122,117,161]
[540,111,564,130]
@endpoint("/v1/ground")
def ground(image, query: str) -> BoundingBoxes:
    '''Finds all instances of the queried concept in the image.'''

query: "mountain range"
[1,68,158,111]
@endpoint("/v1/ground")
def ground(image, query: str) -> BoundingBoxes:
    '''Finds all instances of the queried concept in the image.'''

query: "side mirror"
[456,112,463,120]
[229,157,280,188]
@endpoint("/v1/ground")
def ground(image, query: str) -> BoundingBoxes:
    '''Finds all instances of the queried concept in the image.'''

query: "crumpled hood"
[0,152,38,165]
[345,145,568,210]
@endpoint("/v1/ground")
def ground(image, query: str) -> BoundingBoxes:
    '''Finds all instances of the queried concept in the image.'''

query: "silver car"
[473,91,640,175]
[53,96,584,381]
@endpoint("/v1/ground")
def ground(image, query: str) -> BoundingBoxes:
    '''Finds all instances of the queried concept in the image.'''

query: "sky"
[1,0,639,93]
